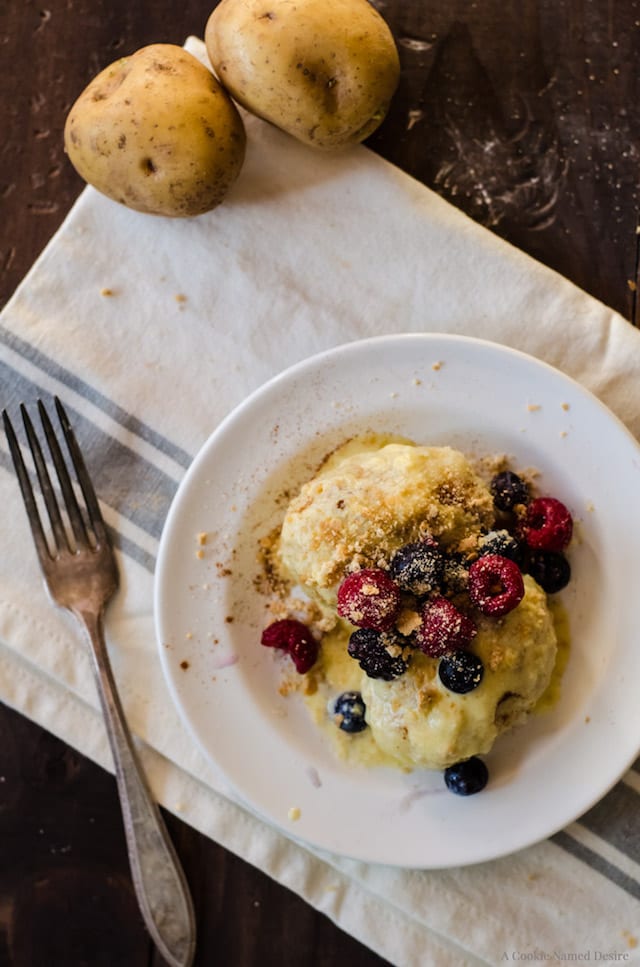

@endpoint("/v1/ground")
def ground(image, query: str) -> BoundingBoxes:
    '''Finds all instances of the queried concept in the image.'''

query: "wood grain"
[1,0,638,964]
[0,703,387,967]
[368,0,640,320]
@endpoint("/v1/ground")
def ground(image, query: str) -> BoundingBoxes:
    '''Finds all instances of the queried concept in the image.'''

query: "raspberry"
[416,596,477,658]
[337,568,401,630]
[260,619,318,673]
[521,497,573,552]
[438,650,484,693]
[389,538,444,595]
[468,553,524,616]
[490,470,529,511]
[444,757,489,796]
[289,635,319,673]
[333,691,367,733]
[525,549,571,593]
[347,628,409,680]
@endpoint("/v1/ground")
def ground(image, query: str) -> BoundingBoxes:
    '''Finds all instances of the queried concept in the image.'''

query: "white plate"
[154,333,640,868]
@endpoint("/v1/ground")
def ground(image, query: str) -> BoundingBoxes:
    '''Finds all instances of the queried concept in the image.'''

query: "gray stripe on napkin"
[0,448,155,573]
[0,325,192,469]
[1,365,178,545]
[578,780,640,865]
[552,829,640,901]
[110,531,156,573]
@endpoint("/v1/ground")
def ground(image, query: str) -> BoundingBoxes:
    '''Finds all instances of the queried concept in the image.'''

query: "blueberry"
[390,539,445,595]
[440,552,470,595]
[348,628,409,680]
[477,529,524,566]
[444,757,489,796]
[438,650,484,693]
[490,471,529,512]
[333,691,367,733]
[525,549,571,593]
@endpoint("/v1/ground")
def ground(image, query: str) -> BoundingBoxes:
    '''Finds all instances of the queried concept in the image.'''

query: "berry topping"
[416,597,477,658]
[289,635,320,673]
[444,757,489,796]
[525,549,571,593]
[337,568,401,630]
[521,497,573,552]
[260,619,318,673]
[333,691,367,733]
[468,553,525,616]
[348,628,409,680]
[438,650,484,694]
[389,538,445,596]
[477,529,524,566]
[440,553,470,595]
[490,470,529,511]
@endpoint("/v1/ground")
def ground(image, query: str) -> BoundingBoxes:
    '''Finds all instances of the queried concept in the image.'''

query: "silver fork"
[2,397,196,967]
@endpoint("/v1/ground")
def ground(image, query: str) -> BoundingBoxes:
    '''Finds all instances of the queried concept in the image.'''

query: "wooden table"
[1,2,638,964]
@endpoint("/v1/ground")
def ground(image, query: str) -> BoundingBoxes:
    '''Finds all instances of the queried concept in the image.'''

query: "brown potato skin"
[205,0,400,150]
[64,44,246,217]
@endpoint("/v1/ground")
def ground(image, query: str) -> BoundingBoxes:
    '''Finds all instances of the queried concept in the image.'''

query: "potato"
[64,44,246,217]
[205,0,400,150]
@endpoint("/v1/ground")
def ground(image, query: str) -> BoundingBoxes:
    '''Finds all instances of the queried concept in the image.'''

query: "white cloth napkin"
[1,36,639,966]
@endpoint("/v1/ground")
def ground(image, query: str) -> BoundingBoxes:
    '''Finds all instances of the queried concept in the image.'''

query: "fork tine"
[2,409,53,561]
[54,397,109,545]
[37,400,90,549]
[20,403,73,554]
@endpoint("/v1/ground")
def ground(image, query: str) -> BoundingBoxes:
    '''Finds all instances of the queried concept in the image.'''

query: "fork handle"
[78,608,196,967]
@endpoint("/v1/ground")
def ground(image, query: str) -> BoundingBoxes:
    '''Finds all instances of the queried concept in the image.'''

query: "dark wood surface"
[1,1,638,965]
